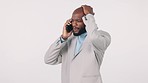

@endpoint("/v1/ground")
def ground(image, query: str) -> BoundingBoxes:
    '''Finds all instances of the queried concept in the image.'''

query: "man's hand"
[81,5,95,15]
[61,19,72,40]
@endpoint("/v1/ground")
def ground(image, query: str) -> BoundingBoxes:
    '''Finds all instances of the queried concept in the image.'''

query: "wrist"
[61,35,68,40]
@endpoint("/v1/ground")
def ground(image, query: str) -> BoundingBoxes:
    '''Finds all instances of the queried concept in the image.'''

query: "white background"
[0,0,148,83]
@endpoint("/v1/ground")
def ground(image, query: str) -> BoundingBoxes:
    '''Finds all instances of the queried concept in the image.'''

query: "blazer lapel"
[71,36,88,61]
[68,35,77,61]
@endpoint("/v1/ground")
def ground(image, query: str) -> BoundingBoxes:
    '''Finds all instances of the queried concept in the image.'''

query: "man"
[44,5,111,83]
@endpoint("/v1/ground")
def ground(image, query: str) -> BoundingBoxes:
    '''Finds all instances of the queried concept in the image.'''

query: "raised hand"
[81,5,95,15]
[61,19,73,40]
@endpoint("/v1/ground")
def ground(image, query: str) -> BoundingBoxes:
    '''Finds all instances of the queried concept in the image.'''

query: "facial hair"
[73,26,86,36]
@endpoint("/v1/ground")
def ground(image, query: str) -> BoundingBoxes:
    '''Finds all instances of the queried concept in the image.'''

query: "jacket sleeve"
[44,37,67,65]
[82,14,111,51]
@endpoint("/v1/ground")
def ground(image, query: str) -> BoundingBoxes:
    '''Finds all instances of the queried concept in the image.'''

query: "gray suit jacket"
[44,14,111,83]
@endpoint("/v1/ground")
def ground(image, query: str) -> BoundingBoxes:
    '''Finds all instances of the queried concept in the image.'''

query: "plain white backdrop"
[0,0,148,83]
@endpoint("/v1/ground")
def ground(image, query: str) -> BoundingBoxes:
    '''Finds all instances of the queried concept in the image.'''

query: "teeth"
[74,28,78,30]
[74,27,79,29]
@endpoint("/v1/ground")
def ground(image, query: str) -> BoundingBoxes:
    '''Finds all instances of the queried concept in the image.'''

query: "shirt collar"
[78,32,87,40]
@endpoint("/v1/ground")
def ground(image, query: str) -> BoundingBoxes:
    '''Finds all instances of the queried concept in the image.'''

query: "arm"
[82,14,111,51]
[44,18,72,65]
[44,37,67,65]
[81,5,111,51]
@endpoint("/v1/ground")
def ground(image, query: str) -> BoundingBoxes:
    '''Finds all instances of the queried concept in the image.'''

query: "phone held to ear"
[66,24,73,32]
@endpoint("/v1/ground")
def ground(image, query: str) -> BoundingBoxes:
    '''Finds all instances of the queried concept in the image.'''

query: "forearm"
[83,14,111,51]
[82,14,98,36]
[44,37,67,65]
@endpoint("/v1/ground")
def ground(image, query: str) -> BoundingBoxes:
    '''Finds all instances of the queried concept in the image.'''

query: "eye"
[76,20,83,22]
[71,19,83,23]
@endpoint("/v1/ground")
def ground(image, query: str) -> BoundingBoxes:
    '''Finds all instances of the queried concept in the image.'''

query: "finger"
[66,19,70,23]
[66,19,71,23]
[67,22,71,25]
[65,20,72,25]
[82,5,91,7]
[81,5,85,7]
[68,19,72,24]
[81,5,86,8]
[81,5,86,12]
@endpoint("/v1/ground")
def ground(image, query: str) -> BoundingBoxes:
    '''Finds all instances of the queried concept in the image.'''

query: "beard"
[73,26,86,36]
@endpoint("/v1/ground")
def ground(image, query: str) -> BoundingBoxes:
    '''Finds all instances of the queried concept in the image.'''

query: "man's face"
[71,13,86,36]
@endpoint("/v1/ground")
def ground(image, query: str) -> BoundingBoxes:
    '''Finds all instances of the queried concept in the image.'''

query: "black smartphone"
[66,24,73,32]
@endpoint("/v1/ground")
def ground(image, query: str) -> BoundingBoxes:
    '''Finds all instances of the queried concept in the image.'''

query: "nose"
[72,21,77,27]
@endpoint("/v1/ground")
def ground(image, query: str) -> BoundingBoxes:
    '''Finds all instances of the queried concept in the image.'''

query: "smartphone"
[66,24,73,32]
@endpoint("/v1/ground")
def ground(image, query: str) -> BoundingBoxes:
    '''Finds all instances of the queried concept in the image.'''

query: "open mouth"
[73,27,80,32]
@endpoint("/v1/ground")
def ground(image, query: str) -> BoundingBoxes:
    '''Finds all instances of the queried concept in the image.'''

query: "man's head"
[71,7,86,36]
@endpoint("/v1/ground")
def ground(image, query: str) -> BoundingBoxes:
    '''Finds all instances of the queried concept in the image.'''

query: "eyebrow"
[72,17,82,21]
